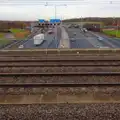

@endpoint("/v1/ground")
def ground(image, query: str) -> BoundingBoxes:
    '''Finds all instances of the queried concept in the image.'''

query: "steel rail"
[0,72,120,76]
[0,83,120,88]
[0,59,120,62]
[0,64,119,67]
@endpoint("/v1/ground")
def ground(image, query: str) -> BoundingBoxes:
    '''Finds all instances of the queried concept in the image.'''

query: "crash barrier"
[0,48,120,56]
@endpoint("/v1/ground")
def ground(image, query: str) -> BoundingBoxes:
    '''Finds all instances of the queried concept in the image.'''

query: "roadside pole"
[116,20,119,37]
[56,25,58,48]
[80,16,82,28]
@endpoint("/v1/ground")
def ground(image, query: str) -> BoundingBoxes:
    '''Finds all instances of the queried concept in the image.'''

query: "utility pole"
[80,16,82,28]
[55,5,57,19]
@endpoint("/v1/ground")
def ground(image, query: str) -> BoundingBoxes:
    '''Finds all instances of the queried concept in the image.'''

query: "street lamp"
[44,3,67,19]
[44,3,67,48]
[80,16,82,28]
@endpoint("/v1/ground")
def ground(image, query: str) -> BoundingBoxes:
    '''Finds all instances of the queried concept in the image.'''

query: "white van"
[33,33,45,46]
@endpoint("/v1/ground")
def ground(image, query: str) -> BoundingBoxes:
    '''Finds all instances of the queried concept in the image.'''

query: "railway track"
[0,72,120,84]
[0,51,120,119]
[1,82,120,87]
[0,82,120,105]
[0,58,120,65]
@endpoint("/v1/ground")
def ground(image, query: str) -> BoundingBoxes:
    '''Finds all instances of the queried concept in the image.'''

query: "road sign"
[39,19,45,23]
[49,19,61,23]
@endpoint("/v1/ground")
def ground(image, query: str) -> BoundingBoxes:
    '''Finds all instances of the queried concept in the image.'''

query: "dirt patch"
[14,31,30,39]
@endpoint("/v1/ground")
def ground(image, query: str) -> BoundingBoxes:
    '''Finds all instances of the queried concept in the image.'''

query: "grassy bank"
[0,39,12,46]
[0,33,4,38]
[0,28,30,47]
[103,29,120,38]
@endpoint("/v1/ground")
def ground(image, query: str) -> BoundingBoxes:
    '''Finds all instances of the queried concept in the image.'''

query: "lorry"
[33,33,45,46]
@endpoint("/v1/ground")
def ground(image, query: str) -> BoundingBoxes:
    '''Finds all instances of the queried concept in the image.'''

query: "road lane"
[67,28,96,48]
[66,27,118,48]
[94,32,120,48]
[48,26,61,48]
[23,33,54,48]
[22,26,61,49]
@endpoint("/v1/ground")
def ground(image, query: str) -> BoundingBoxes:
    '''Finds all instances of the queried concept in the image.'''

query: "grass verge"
[0,33,4,38]
[10,28,25,33]
[103,29,120,38]
[0,39,12,46]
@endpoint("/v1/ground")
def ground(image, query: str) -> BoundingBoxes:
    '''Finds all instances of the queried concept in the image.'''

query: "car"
[98,37,104,41]
[71,38,76,41]
[80,28,87,33]
[99,46,109,48]
[74,25,79,28]
[18,45,24,48]
[84,28,88,32]
[48,30,53,34]
[73,32,76,36]
[68,25,71,28]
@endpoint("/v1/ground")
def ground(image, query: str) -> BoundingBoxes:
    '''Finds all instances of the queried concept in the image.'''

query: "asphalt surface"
[66,27,120,48]
[94,32,120,48]
[22,27,61,49]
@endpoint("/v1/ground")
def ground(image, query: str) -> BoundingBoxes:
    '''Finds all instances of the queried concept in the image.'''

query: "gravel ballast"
[0,75,120,84]
[0,104,120,120]
[0,66,120,73]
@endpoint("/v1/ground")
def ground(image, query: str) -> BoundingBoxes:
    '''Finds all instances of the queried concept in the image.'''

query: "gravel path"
[0,104,120,120]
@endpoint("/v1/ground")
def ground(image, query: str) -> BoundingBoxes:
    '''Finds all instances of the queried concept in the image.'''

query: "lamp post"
[45,3,67,19]
[80,16,82,28]
[45,3,67,48]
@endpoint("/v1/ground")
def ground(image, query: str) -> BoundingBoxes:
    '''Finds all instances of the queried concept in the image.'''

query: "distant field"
[103,29,120,38]
[67,21,104,25]
[74,22,103,24]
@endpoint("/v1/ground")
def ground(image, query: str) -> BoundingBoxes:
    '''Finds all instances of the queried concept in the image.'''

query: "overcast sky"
[0,0,120,20]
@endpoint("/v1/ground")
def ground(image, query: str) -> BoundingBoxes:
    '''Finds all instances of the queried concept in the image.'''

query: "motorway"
[66,27,120,48]
[23,27,61,49]
[21,25,120,49]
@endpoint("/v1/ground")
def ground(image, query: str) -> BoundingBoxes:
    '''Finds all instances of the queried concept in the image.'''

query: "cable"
[1,0,120,5]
